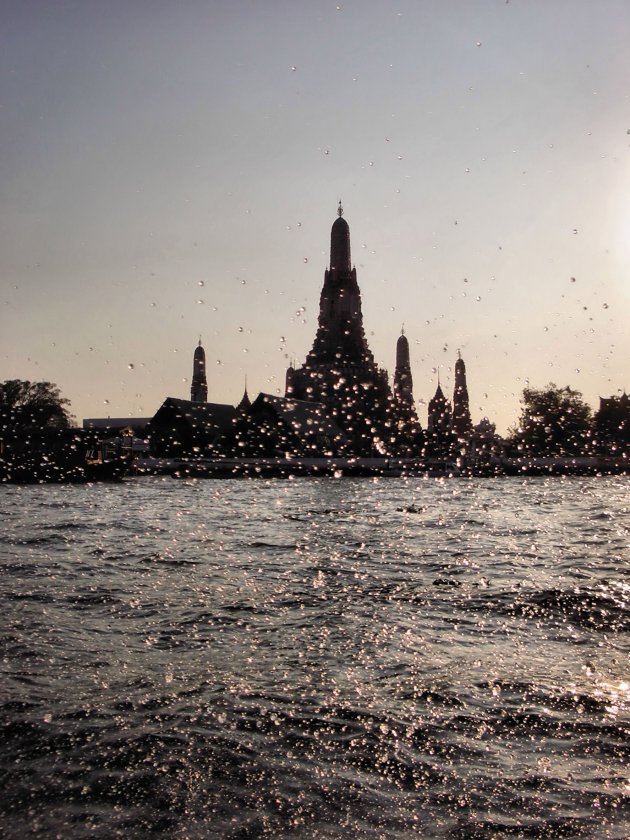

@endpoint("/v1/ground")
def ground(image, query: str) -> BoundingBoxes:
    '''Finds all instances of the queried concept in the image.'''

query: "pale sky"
[1,0,629,434]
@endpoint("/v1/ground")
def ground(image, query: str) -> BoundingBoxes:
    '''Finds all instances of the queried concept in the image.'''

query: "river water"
[1,475,628,839]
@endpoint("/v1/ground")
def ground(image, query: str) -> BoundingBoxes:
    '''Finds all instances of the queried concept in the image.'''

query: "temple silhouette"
[145,204,483,462]
[73,203,630,474]
[285,203,416,454]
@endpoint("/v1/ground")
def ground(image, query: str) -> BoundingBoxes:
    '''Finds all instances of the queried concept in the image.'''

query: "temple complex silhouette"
[146,204,479,460]
[284,203,421,453]
[78,203,630,472]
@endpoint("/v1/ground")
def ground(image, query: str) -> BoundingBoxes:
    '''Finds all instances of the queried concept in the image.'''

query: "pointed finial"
[337,200,343,217]
[457,348,461,359]
[198,335,202,347]
[401,323,405,336]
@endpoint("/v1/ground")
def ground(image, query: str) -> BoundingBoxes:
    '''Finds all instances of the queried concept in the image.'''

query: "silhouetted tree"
[0,380,74,433]
[510,383,592,456]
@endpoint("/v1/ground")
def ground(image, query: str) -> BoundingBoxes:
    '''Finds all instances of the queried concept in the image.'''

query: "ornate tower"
[427,380,453,458]
[427,382,451,432]
[190,339,208,403]
[287,204,392,453]
[393,328,421,450]
[452,352,472,439]
[393,328,414,409]
[237,379,251,411]
[306,203,375,367]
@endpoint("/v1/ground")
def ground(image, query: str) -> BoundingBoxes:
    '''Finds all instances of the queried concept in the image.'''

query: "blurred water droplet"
[603,302,609,309]
[128,363,134,370]
[303,257,308,263]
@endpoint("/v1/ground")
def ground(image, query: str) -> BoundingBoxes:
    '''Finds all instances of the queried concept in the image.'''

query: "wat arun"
[285,204,413,454]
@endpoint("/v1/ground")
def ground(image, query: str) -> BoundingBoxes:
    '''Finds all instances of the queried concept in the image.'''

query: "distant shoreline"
[132,455,630,480]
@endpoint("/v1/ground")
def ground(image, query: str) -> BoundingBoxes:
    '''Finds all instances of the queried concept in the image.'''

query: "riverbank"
[132,454,630,479]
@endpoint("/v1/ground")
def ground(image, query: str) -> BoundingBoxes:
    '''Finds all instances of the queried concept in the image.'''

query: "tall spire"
[393,328,421,443]
[452,353,472,438]
[285,205,393,455]
[238,376,251,411]
[394,330,414,406]
[305,205,371,365]
[191,339,208,403]
[329,203,352,274]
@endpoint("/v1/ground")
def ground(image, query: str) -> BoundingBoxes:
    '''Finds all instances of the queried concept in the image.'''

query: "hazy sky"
[2,0,629,434]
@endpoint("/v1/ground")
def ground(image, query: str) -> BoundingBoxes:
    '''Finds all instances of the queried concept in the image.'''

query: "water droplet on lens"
[128,363,134,370]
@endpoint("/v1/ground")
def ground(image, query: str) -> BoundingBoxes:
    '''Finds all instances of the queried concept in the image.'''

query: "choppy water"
[1,475,628,839]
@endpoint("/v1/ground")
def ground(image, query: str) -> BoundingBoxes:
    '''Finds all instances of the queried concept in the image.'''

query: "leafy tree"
[0,380,74,433]
[510,383,592,456]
